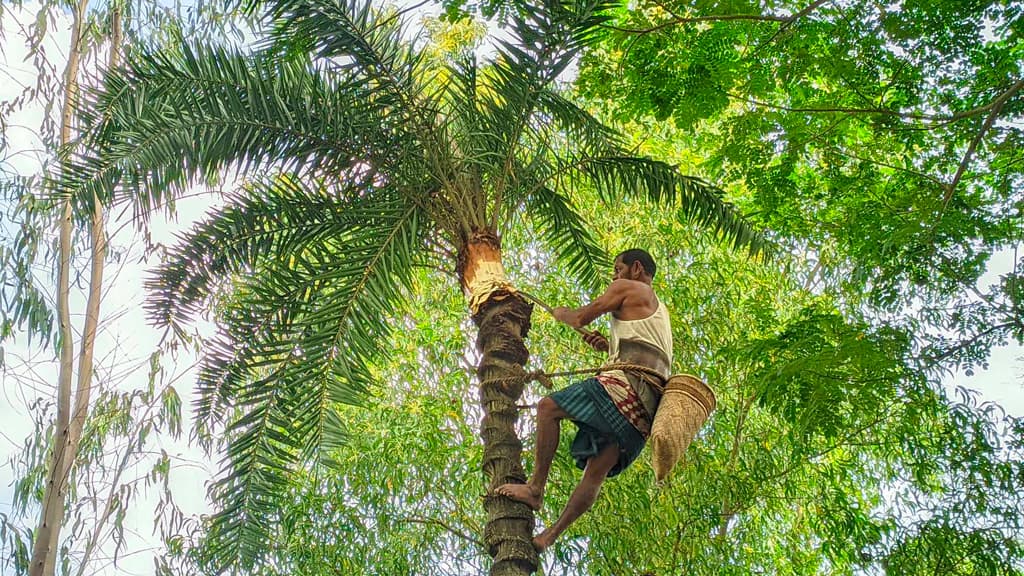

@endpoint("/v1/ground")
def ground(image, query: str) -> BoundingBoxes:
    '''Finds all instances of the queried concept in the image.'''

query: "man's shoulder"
[609,278,651,292]
[608,279,657,314]
[610,278,655,297]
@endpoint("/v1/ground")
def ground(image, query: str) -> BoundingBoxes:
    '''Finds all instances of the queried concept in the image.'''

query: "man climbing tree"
[498,248,672,552]
[58,0,763,567]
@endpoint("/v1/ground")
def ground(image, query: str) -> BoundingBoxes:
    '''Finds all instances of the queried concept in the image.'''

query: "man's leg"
[496,396,570,511]
[533,442,619,552]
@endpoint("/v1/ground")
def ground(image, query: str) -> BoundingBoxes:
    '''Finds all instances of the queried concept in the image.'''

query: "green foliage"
[156,184,1023,574]
[741,304,911,441]
[144,175,1024,574]
[20,0,1019,573]
[1,1,255,575]
[0,511,31,575]
[0,175,55,349]
[1,347,186,576]
[171,177,424,572]
[571,9,1024,568]
[0,0,253,348]
[61,0,767,570]
[159,271,487,575]
[575,0,1024,357]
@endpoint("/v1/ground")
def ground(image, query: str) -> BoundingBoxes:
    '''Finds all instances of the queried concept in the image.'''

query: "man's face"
[612,257,630,281]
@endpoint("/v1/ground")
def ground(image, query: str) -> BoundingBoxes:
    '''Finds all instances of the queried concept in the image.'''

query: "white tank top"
[606,297,673,375]
[599,296,673,417]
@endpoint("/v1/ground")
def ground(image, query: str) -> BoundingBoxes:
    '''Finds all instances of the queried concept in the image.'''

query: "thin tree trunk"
[29,0,96,573]
[70,11,121,574]
[460,230,539,575]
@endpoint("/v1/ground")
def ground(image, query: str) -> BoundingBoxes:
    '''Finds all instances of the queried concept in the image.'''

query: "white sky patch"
[949,248,1024,417]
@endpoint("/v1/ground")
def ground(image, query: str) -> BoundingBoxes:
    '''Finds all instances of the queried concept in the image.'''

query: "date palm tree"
[62,0,764,572]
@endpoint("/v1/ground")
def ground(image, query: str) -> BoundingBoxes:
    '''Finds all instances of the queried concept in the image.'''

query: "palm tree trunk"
[461,230,539,575]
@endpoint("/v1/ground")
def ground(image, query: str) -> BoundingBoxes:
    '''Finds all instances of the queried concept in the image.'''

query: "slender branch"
[787,0,831,29]
[730,93,934,121]
[802,257,824,292]
[76,391,160,576]
[908,78,1024,256]
[791,110,854,149]
[605,0,829,38]
[726,78,1024,126]
[718,391,754,540]
[400,515,484,547]
[68,23,120,573]
[755,0,831,52]
[942,78,1024,209]
[922,321,1019,366]
[755,407,892,488]
[31,0,90,571]
[828,147,947,189]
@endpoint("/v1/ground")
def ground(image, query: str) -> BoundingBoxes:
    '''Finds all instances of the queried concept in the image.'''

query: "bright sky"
[0,2,1021,575]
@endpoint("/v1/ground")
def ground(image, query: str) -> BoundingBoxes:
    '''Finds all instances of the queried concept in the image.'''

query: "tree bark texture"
[29,1,96,573]
[461,231,539,575]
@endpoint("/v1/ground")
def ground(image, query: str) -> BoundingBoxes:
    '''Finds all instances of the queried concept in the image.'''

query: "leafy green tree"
[565,1,1024,571]
[573,0,1024,370]
[0,2,130,572]
[153,182,1024,574]
[61,0,763,573]
[548,185,1022,575]
[5,348,186,576]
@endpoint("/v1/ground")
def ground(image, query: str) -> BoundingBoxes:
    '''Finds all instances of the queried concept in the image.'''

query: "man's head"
[613,249,656,283]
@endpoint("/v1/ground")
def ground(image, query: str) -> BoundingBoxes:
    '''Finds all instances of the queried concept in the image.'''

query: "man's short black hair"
[616,248,656,278]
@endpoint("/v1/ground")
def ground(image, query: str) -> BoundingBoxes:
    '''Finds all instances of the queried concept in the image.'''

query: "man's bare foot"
[495,482,543,511]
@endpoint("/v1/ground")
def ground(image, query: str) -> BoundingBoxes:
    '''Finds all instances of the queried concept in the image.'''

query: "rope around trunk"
[481,362,667,391]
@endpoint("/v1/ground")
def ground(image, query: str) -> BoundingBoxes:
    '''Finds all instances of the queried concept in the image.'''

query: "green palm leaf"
[148,175,427,570]
[525,186,609,291]
[480,0,616,208]
[257,0,440,145]
[61,42,398,219]
[573,155,771,257]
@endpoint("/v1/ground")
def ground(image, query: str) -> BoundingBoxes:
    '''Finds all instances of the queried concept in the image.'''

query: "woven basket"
[650,374,716,482]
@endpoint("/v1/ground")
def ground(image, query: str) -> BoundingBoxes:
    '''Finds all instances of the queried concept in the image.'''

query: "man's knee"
[537,396,566,421]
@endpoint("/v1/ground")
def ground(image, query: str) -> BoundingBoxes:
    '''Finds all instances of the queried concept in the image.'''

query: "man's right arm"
[551,279,630,329]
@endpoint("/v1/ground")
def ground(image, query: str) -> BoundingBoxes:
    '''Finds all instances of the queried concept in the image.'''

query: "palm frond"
[526,186,609,291]
[534,89,623,154]
[497,0,615,88]
[60,41,399,220]
[258,0,434,131]
[148,175,428,570]
[572,155,771,257]
[481,0,616,215]
[147,175,377,330]
[432,55,506,232]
